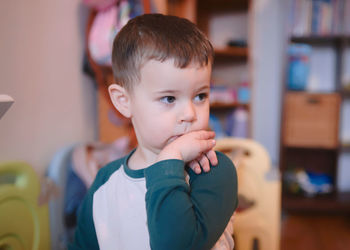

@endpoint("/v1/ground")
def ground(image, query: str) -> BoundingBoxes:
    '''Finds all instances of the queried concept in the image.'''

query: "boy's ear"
[108,84,132,118]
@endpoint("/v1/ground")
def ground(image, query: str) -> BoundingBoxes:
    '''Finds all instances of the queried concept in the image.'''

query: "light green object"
[0,162,50,250]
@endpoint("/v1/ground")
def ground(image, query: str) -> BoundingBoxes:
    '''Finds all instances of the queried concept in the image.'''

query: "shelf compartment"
[282,192,350,213]
[282,147,338,173]
[214,47,248,60]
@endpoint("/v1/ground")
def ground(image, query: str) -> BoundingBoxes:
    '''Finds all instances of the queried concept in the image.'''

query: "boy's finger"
[206,150,218,166]
[189,160,201,174]
[193,130,216,140]
[198,139,216,154]
[199,155,210,172]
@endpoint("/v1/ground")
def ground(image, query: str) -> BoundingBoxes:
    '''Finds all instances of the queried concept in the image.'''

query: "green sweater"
[69,150,238,250]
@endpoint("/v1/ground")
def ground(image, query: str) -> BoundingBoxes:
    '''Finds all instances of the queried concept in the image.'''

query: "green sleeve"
[144,151,238,250]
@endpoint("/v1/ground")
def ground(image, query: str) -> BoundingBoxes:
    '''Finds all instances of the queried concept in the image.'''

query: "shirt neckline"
[122,148,146,179]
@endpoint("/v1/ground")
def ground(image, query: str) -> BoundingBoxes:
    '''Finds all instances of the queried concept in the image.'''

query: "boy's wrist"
[144,159,185,188]
[157,146,183,162]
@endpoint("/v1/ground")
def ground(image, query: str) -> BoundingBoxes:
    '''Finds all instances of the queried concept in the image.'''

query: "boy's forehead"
[137,59,211,90]
[141,59,211,71]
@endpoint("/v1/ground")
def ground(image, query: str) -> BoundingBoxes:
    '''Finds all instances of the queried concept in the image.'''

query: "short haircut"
[111,13,214,91]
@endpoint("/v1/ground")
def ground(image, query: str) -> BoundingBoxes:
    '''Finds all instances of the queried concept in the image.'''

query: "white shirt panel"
[93,165,150,250]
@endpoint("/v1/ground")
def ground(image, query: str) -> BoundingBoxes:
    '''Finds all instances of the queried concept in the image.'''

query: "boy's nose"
[179,102,196,123]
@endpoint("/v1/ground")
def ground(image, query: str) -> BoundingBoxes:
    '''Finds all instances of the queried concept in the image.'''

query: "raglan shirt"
[69,150,238,250]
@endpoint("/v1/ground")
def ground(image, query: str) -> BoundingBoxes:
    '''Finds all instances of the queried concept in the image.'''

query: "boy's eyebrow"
[154,85,210,95]
[196,85,210,92]
[155,90,181,95]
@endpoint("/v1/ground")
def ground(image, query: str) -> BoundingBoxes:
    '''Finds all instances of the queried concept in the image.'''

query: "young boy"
[70,14,238,250]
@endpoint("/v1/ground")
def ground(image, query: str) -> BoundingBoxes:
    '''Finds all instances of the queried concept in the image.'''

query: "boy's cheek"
[198,116,210,131]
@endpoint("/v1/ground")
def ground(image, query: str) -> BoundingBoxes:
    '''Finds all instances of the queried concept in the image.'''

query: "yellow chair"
[0,162,50,250]
[215,138,281,250]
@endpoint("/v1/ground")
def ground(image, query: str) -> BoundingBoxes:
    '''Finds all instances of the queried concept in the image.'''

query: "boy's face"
[129,59,211,156]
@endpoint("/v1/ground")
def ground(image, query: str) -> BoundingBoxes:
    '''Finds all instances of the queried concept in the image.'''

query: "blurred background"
[1,0,349,250]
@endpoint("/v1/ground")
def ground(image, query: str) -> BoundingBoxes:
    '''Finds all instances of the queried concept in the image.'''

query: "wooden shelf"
[214,47,248,60]
[282,192,350,213]
[341,145,350,153]
[286,90,350,98]
[285,144,350,152]
[290,35,350,45]
[341,90,350,98]
[286,90,338,94]
[283,145,339,151]
[198,0,248,12]
[210,102,249,110]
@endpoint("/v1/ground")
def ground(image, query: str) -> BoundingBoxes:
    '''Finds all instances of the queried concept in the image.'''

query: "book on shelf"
[289,0,350,37]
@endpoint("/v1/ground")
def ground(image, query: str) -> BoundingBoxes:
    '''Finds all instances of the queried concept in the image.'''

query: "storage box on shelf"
[283,92,340,149]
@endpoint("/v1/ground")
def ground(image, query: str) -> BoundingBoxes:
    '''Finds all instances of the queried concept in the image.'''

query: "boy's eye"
[160,96,176,104]
[194,93,208,102]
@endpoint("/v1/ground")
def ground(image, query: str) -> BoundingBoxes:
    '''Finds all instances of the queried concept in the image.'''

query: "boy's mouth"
[168,134,184,143]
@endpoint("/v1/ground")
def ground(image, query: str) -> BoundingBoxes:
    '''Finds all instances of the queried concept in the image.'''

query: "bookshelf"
[280,0,350,213]
[210,102,250,110]
[163,0,252,138]
[195,0,252,138]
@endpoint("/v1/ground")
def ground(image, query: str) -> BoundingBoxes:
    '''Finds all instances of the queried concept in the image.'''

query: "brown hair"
[111,13,214,91]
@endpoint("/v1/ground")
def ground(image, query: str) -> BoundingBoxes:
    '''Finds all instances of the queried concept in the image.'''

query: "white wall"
[251,0,287,166]
[0,0,97,176]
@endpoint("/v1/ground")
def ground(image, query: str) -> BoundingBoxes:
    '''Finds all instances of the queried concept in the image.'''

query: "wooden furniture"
[280,34,350,212]
[196,0,252,137]
[85,10,132,144]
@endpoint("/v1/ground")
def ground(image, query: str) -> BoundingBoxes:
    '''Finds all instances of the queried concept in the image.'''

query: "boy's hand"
[188,149,217,174]
[157,130,218,174]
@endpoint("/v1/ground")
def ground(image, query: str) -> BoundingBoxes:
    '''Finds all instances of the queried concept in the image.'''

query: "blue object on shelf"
[284,168,333,196]
[287,44,312,90]
[237,83,250,104]
[225,108,248,138]
[209,114,226,138]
